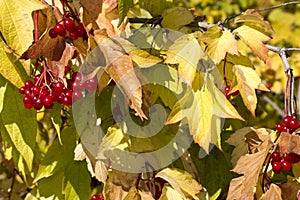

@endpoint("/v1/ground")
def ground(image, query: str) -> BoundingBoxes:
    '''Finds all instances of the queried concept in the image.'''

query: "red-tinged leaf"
[94,30,147,119]
[199,26,239,64]
[49,43,76,79]
[227,140,272,200]
[232,65,269,116]
[233,25,270,62]
[259,184,282,200]
[279,132,300,155]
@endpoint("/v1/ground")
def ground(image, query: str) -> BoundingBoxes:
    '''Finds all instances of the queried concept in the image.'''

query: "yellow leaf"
[199,26,239,64]
[165,34,205,86]
[232,65,268,116]
[124,187,141,200]
[0,0,47,55]
[166,79,243,152]
[234,25,270,62]
[161,7,194,31]
[159,186,183,200]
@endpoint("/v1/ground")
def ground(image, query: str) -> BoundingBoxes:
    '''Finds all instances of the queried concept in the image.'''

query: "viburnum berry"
[76,23,86,37]
[90,194,104,200]
[43,95,53,106]
[73,91,83,100]
[53,81,64,93]
[288,118,299,129]
[272,161,281,172]
[24,103,33,109]
[69,30,78,40]
[276,123,286,132]
[270,151,281,162]
[63,18,75,31]
[283,115,292,126]
[34,98,43,110]
[32,85,41,95]
[49,28,58,38]
[54,23,66,36]
[23,95,33,105]
[281,160,291,171]
[282,153,293,163]
[25,80,34,89]
[19,86,26,94]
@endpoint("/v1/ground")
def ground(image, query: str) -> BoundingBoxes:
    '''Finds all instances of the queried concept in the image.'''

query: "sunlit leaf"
[279,132,300,155]
[158,185,183,200]
[227,140,272,200]
[232,65,268,116]
[139,0,173,17]
[117,0,134,26]
[166,79,243,152]
[199,26,239,64]
[0,0,47,55]
[165,33,205,86]
[233,25,270,62]
[156,168,202,199]
[259,184,282,200]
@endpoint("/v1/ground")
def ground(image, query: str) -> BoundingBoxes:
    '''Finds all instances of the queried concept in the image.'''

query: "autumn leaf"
[233,25,271,62]
[166,79,243,154]
[156,168,202,200]
[234,9,274,36]
[165,33,205,86]
[279,132,300,155]
[124,187,141,200]
[159,186,183,200]
[259,184,282,200]
[94,30,147,119]
[199,26,239,64]
[227,139,272,200]
[232,65,268,116]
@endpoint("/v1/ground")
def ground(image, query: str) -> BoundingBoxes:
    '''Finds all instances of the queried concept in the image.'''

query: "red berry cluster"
[276,115,299,133]
[49,17,86,40]
[90,193,104,200]
[270,151,300,174]
[19,69,97,110]
[224,85,239,99]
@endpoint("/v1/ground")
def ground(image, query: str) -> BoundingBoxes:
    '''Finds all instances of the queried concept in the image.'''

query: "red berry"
[282,153,293,163]
[53,81,64,93]
[71,72,82,82]
[90,194,104,200]
[19,86,26,94]
[40,89,49,99]
[69,30,78,40]
[283,116,292,126]
[276,123,286,132]
[58,93,65,104]
[74,91,83,100]
[288,118,299,129]
[25,80,34,89]
[62,96,72,106]
[270,152,281,162]
[289,153,300,163]
[281,160,291,171]
[75,23,85,37]
[49,28,57,38]
[32,85,41,95]
[63,18,75,31]
[43,95,53,106]
[224,86,230,95]
[272,161,281,171]
[34,98,43,110]
[44,102,54,109]
[65,90,73,98]
[24,89,31,96]
[54,23,66,36]
[23,95,33,104]
[24,103,33,109]
[34,74,41,83]
[85,77,98,92]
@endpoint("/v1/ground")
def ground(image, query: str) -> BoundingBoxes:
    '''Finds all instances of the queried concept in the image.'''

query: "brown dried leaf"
[79,0,102,29]
[259,184,282,200]
[280,179,300,200]
[226,140,272,200]
[279,132,300,154]
[94,30,147,119]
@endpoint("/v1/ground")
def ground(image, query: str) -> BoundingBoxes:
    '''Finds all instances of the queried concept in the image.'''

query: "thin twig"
[257,1,300,12]
[261,95,284,117]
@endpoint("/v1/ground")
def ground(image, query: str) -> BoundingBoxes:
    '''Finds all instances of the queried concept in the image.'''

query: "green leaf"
[117,0,134,26]
[0,0,47,55]
[165,33,205,86]
[139,0,174,17]
[49,103,62,144]
[156,167,202,199]
[0,75,36,172]
[159,185,183,200]
[34,127,77,183]
[161,7,194,30]
[124,187,142,200]
[63,161,91,200]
